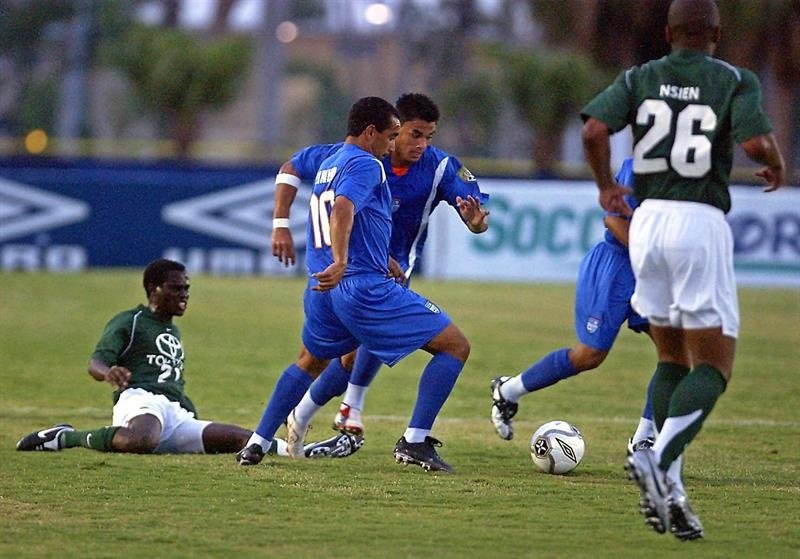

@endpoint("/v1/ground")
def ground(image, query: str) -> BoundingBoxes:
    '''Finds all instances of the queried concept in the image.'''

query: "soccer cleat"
[490,376,518,440]
[236,443,265,466]
[285,409,310,458]
[333,403,364,436]
[626,436,655,457]
[304,432,365,459]
[625,448,671,534]
[16,424,74,451]
[393,436,453,473]
[668,484,704,540]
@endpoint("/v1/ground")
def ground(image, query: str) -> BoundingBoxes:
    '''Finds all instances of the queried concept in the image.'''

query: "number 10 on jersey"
[310,190,336,248]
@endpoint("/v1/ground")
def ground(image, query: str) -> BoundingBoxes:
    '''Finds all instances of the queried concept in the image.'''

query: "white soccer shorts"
[629,199,739,338]
[112,388,211,453]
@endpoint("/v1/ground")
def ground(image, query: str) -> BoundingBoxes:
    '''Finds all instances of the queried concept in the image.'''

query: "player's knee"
[449,332,471,362]
[339,351,357,371]
[569,346,607,371]
[296,346,328,378]
[114,427,160,453]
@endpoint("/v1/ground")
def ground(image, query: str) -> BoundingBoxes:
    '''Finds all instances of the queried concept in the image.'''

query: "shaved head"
[667,0,720,50]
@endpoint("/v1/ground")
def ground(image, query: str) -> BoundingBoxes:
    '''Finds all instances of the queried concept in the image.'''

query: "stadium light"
[364,3,393,26]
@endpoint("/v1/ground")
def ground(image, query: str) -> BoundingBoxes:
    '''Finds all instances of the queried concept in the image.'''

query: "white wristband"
[275,173,301,188]
[273,218,290,229]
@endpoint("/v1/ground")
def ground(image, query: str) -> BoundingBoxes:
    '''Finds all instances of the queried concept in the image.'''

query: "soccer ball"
[530,420,585,474]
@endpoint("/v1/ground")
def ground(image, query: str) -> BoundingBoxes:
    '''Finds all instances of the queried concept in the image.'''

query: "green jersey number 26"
[633,100,717,178]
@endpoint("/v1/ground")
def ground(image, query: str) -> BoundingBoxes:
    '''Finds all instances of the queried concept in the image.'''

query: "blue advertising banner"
[0,157,309,275]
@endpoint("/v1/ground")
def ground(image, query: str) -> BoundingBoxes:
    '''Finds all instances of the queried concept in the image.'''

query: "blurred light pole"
[258,0,289,151]
[56,0,93,145]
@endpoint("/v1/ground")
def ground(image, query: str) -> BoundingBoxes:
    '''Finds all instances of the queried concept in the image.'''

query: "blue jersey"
[291,143,343,181]
[305,143,392,278]
[384,146,487,274]
[290,143,487,276]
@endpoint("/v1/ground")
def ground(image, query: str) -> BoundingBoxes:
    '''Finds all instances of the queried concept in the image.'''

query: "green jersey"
[91,304,196,414]
[581,49,772,213]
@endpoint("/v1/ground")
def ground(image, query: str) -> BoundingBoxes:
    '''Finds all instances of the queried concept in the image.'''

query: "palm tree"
[110,25,251,158]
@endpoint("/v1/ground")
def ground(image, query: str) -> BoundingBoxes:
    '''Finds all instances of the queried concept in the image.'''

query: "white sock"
[652,409,702,464]
[403,428,430,443]
[246,432,272,453]
[632,417,655,443]
[666,454,684,492]
[499,375,527,403]
[292,392,322,430]
[343,383,369,411]
[272,438,289,457]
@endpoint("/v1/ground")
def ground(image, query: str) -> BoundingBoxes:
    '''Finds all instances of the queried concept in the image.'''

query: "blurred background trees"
[0,0,796,182]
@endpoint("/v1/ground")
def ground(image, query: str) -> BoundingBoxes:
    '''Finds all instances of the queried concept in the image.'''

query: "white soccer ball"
[530,420,585,474]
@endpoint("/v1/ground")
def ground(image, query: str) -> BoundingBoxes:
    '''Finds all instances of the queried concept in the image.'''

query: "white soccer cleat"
[625,448,671,534]
[490,376,518,440]
[333,403,364,436]
[668,483,704,540]
[285,409,309,459]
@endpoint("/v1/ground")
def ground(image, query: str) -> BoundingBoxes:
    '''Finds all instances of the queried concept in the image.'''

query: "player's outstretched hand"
[312,262,346,292]
[457,195,489,233]
[755,166,784,193]
[272,228,296,267]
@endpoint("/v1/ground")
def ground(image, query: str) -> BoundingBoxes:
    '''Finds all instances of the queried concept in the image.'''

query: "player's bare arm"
[456,195,490,233]
[312,194,353,291]
[603,215,631,247]
[272,161,301,266]
[87,357,130,390]
[740,133,786,192]
[582,117,633,216]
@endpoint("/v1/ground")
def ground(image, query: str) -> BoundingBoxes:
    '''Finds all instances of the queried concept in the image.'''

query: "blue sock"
[255,364,313,440]
[519,348,579,393]
[349,347,383,387]
[309,358,350,405]
[408,353,463,430]
[642,371,656,420]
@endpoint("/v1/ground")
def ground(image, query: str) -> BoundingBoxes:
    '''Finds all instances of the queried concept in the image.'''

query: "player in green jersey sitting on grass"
[16,258,360,458]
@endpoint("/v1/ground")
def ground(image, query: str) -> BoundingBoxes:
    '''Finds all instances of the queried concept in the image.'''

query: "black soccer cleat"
[393,436,453,473]
[236,443,266,466]
[490,376,518,440]
[304,432,364,459]
[16,424,74,451]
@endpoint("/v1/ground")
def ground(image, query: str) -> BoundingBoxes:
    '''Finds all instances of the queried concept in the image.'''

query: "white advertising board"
[422,180,800,288]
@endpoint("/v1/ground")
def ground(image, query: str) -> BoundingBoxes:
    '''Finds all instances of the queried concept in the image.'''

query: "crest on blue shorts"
[392,197,400,212]
[586,316,600,334]
[425,300,441,314]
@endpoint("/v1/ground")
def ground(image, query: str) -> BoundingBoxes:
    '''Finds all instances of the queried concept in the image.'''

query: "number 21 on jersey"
[634,100,717,178]
[309,190,335,248]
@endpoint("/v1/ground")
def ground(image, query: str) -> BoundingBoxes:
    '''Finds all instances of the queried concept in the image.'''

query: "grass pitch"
[1,271,798,558]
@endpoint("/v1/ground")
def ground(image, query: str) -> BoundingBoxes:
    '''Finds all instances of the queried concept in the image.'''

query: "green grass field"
[1,271,798,558]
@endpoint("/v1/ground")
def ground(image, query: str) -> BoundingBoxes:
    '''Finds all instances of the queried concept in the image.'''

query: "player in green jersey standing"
[581,0,785,541]
[16,259,359,458]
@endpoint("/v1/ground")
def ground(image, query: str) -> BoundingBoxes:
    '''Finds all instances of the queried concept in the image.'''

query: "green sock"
[62,426,120,452]
[658,364,727,469]
[650,362,690,431]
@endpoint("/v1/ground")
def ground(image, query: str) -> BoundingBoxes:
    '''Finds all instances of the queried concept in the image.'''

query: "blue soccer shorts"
[310,274,451,367]
[574,241,648,351]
